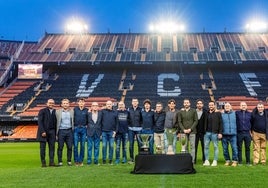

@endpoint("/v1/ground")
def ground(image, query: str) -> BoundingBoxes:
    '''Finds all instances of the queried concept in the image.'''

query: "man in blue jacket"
[221,102,238,167]
[101,100,118,165]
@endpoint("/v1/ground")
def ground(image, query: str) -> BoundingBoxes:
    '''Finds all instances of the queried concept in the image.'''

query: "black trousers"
[195,133,205,163]
[57,129,73,163]
[40,129,56,164]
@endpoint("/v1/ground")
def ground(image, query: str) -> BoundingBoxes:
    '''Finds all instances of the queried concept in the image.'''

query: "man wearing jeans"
[73,98,88,166]
[203,101,223,167]
[87,102,102,165]
[221,103,238,167]
[115,101,129,164]
[101,100,118,165]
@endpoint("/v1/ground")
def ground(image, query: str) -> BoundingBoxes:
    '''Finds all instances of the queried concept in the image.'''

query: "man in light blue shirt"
[56,98,74,166]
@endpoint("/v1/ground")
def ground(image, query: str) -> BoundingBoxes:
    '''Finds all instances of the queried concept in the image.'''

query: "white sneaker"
[211,160,217,167]
[203,160,210,166]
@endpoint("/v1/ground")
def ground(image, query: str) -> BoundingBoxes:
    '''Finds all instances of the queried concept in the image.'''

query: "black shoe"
[49,162,55,167]
[109,160,113,165]
[103,160,106,164]
[41,163,47,167]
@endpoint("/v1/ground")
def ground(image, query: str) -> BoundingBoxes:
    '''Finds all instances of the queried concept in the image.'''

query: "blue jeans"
[87,132,100,164]
[102,131,115,162]
[237,132,251,164]
[73,127,87,163]
[115,133,128,162]
[204,132,219,161]
[222,135,238,162]
[128,129,141,160]
[140,129,154,154]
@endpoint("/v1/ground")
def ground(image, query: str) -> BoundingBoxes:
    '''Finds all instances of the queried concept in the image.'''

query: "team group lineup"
[36,97,268,167]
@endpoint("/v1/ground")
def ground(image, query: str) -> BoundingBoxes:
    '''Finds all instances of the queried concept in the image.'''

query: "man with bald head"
[37,99,57,167]
[235,102,252,165]
[87,102,102,165]
[101,100,118,165]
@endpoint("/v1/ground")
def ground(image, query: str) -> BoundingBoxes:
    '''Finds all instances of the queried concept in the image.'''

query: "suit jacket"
[87,111,102,137]
[56,108,74,134]
[176,108,198,134]
[36,107,57,142]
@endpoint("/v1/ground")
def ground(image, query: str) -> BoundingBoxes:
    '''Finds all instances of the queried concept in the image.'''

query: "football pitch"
[0,142,268,188]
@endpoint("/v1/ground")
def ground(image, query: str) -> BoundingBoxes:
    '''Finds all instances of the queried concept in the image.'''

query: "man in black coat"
[37,99,57,167]
[195,99,207,164]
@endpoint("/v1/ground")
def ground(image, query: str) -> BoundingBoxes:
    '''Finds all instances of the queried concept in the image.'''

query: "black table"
[132,153,196,174]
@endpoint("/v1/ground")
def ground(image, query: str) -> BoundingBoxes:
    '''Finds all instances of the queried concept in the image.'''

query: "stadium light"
[245,20,267,33]
[149,21,185,33]
[65,17,89,34]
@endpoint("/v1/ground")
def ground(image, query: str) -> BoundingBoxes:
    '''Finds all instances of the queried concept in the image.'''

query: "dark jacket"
[196,109,207,134]
[235,110,252,133]
[101,109,118,132]
[176,108,198,134]
[117,110,130,134]
[153,111,165,133]
[73,106,88,127]
[128,106,142,128]
[205,110,223,134]
[36,107,57,142]
[141,109,155,130]
[251,109,268,139]
[87,111,102,137]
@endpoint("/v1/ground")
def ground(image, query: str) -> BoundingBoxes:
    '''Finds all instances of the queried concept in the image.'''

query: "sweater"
[100,109,118,132]
[235,110,252,133]
[117,110,130,134]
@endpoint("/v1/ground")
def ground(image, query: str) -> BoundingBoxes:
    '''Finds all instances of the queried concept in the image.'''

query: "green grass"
[0,142,268,188]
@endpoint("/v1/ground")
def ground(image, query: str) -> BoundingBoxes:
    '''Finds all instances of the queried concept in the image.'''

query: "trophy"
[137,134,153,155]
[179,133,188,153]
[166,128,176,155]
[155,145,163,154]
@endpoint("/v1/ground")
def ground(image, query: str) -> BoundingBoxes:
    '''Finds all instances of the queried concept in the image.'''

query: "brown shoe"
[231,162,237,167]
[224,162,230,166]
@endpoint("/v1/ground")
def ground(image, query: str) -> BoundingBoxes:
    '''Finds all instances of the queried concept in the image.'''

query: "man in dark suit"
[37,99,57,167]
[195,99,207,164]
[87,102,102,165]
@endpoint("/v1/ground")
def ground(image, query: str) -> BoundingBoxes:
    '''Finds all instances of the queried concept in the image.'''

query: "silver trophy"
[166,128,176,155]
[179,133,188,153]
[137,134,152,154]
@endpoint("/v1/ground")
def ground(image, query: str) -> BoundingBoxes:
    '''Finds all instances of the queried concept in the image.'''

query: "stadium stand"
[0,32,268,140]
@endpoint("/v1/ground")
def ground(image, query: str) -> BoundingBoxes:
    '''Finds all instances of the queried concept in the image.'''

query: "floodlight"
[65,17,89,34]
[149,21,185,33]
[245,21,267,33]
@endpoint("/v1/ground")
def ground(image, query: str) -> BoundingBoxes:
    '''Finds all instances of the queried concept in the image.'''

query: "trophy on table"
[179,133,188,153]
[166,128,176,155]
[137,134,153,155]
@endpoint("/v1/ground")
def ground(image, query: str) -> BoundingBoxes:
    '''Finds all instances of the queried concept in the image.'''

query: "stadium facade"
[0,32,267,140]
